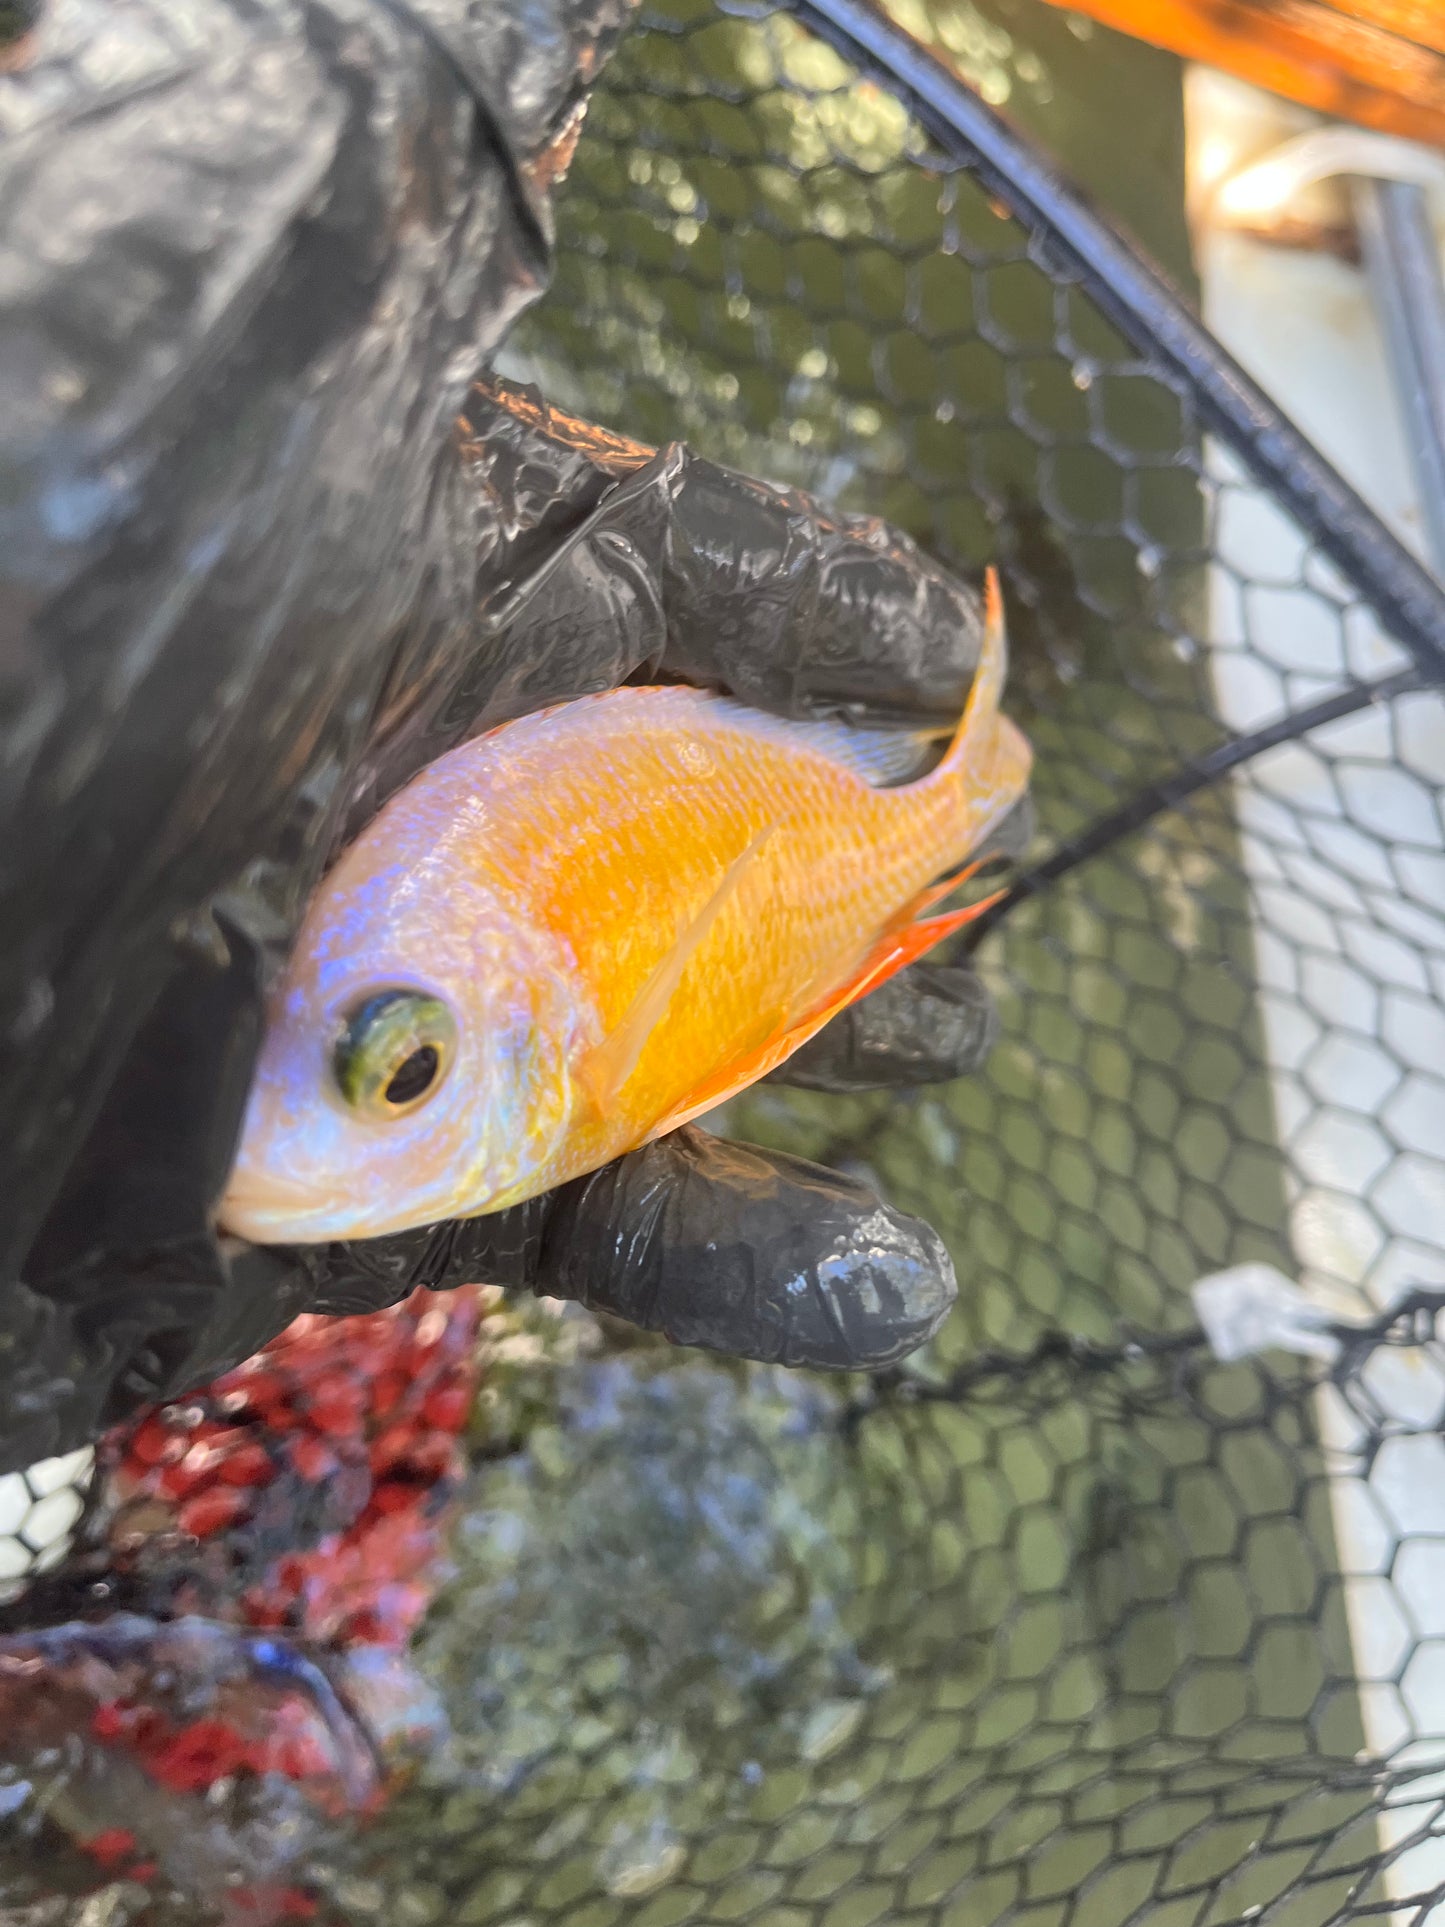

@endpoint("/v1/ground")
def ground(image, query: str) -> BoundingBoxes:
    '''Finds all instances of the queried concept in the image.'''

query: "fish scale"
[220,576,1031,1241]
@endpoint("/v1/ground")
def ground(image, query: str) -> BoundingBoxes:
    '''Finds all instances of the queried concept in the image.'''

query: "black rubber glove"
[0,0,1028,1470]
[239,1126,957,1374]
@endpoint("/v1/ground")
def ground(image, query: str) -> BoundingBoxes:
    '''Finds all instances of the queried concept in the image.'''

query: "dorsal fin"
[700,699,947,788]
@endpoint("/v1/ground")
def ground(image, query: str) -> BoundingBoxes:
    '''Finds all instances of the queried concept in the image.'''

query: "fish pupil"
[385,1046,440,1107]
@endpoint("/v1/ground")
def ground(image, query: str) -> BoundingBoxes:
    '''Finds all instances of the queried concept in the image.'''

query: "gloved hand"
[0,0,1029,1471]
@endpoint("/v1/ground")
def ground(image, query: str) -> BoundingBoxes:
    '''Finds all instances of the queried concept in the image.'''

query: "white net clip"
[1192,1263,1344,1365]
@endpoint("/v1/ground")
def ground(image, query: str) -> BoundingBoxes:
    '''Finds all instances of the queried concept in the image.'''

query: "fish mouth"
[216,1169,347,1245]
[218,1168,455,1246]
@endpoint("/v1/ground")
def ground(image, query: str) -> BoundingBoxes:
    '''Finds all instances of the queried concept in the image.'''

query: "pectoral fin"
[646,870,1006,1137]
[579,827,779,1117]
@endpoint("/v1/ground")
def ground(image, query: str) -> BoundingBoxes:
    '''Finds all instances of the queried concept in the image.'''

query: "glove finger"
[251,1194,550,1320]
[227,1122,955,1407]
[57,1097,958,1459]
[537,1126,956,1372]
[767,961,999,1093]
[657,456,985,726]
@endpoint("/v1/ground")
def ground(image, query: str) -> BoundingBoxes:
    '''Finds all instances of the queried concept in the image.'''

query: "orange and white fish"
[219,573,1032,1242]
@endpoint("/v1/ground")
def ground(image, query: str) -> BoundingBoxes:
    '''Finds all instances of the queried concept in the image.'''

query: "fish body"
[220,578,1031,1242]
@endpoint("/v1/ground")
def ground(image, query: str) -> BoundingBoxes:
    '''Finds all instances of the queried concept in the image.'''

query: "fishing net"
[5,0,1445,1921]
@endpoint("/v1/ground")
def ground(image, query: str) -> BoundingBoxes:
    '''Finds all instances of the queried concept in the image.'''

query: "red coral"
[105,1285,483,1645]
[59,1279,489,1901]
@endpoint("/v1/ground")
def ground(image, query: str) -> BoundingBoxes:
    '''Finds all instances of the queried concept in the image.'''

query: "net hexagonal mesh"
[4,2,1445,1922]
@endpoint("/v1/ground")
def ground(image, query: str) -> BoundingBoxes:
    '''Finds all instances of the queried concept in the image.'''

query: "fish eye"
[333,990,456,1119]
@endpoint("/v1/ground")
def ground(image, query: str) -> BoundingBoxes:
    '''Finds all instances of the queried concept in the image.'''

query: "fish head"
[219,850,588,1243]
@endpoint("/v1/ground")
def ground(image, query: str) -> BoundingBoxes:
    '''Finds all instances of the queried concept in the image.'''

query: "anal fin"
[888,855,987,924]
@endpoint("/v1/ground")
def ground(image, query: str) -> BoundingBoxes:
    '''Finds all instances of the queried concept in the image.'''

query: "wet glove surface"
[0,0,1029,1469]
[267,1127,958,1373]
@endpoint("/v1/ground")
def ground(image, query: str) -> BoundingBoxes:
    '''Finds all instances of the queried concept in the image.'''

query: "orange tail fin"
[931,568,1032,843]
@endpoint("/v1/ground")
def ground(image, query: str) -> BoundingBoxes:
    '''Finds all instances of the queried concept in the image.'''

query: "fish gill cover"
[2,0,1445,1924]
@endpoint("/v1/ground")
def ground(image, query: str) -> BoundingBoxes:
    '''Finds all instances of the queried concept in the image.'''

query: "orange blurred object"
[1036,0,1445,146]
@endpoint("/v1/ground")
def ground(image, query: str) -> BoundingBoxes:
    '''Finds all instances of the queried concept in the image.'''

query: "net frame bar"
[790,0,1445,679]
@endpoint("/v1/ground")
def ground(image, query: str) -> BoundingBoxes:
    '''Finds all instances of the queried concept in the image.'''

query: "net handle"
[786,0,1445,679]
